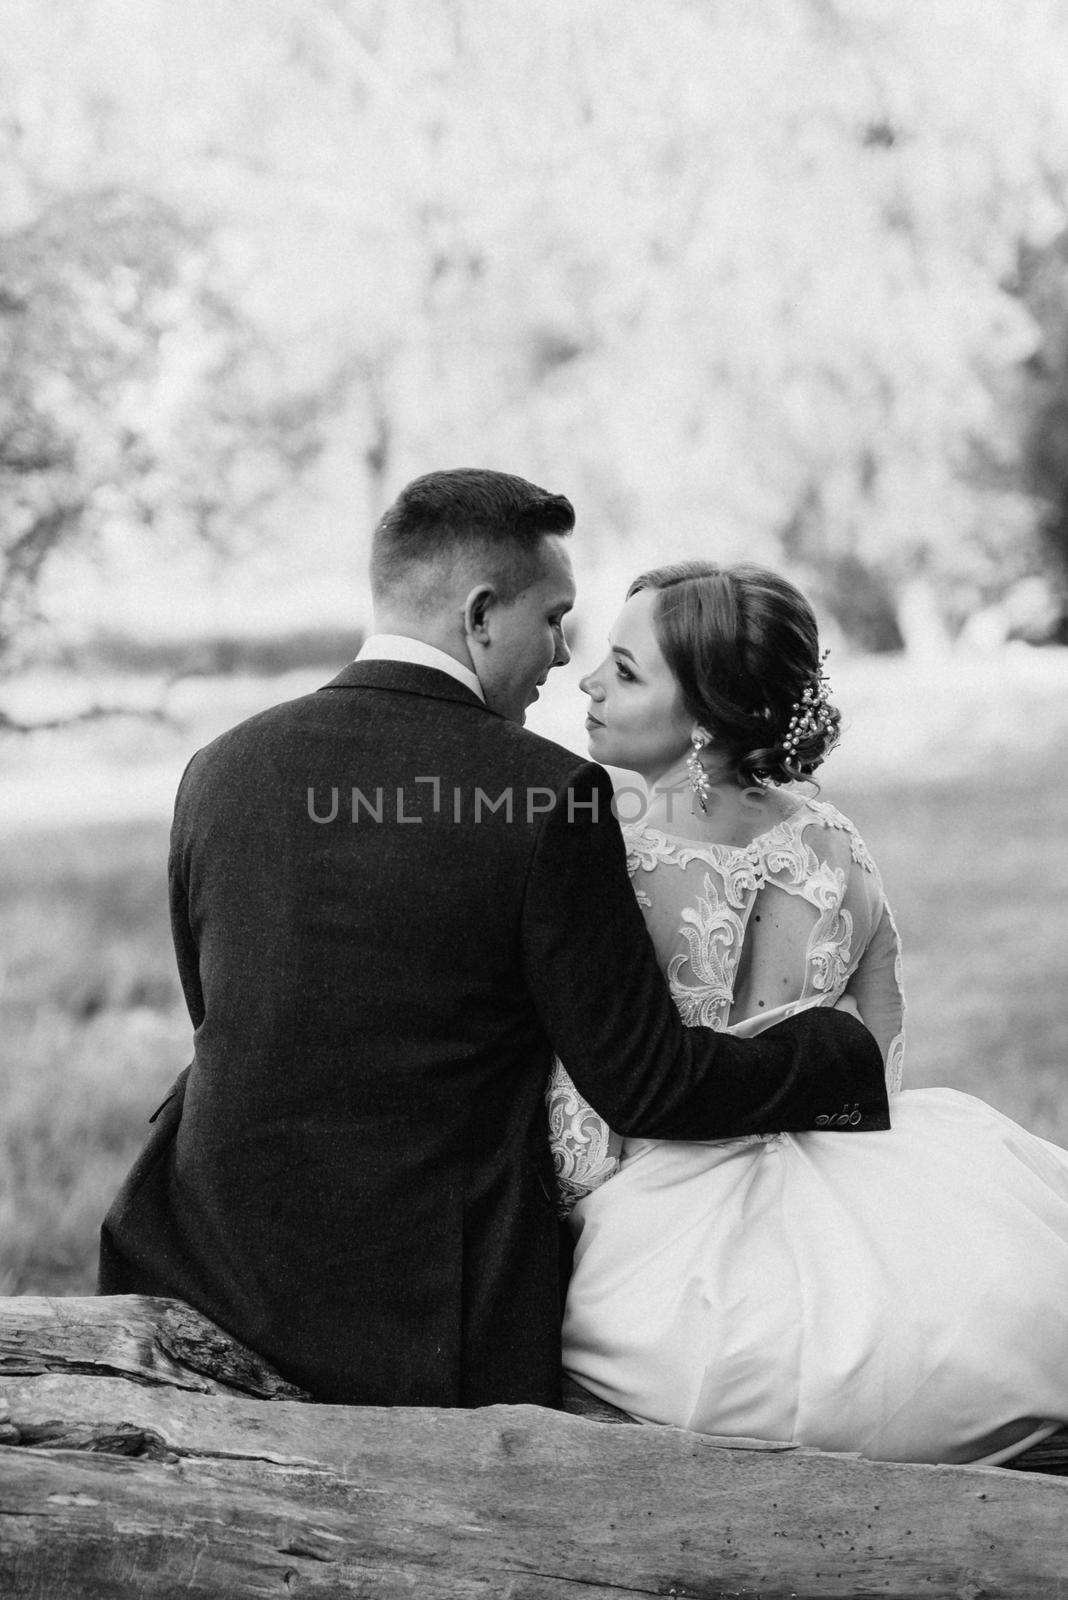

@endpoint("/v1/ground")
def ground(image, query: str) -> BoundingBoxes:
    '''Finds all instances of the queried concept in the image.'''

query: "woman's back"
[548,795,904,1210]
[622,797,903,1090]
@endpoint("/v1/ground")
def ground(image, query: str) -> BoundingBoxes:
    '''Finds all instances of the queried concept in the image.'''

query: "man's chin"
[496,685,541,724]
[518,686,541,721]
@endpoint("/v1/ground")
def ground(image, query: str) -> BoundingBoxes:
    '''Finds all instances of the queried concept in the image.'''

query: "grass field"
[2,657,1067,1295]
[0,822,186,1295]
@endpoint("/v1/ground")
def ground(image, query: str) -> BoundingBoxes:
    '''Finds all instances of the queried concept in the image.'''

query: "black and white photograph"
[2,3,1068,1594]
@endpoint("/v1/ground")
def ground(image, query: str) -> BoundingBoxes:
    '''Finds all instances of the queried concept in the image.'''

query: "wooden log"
[2,1379,1068,1598]
[0,1294,308,1399]
[0,1296,1066,1599]
[999,1426,1068,1475]
[561,1373,634,1424]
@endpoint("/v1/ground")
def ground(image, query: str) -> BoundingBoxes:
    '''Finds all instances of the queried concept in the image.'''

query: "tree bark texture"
[0,1296,1065,1599]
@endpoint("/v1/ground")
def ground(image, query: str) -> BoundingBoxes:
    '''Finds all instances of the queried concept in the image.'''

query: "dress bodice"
[547,797,905,1210]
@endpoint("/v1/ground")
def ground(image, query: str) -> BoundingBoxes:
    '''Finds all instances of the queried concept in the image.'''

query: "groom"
[99,468,889,1408]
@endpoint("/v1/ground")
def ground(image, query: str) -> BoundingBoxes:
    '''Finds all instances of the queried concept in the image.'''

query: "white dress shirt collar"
[355,633,485,703]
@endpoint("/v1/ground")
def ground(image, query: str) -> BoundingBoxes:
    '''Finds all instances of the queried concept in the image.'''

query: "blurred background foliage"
[4,0,1068,677]
[4,0,1068,1293]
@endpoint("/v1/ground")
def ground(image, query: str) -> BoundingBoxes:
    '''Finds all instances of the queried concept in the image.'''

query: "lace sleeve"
[791,804,906,1096]
[546,1059,623,1217]
[844,901,906,1095]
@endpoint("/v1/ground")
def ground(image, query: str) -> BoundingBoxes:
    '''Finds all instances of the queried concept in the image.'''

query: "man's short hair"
[371,468,575,607]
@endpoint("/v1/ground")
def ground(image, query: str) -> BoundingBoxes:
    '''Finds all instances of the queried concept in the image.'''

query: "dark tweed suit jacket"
[99,660,889,1406]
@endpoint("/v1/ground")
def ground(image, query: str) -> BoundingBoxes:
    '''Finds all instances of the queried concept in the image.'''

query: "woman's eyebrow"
[611,644,638,664]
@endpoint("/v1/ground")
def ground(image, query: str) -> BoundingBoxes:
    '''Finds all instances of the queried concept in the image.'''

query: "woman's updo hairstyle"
[627,561,841,787]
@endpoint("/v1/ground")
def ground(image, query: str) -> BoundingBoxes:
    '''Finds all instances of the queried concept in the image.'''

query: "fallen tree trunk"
[0,1295,1065,1599]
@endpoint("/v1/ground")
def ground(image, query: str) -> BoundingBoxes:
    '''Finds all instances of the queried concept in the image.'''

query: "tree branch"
[0,701,181,736]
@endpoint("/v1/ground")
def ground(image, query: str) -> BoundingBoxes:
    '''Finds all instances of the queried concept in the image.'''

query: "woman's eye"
[614,661,634,682]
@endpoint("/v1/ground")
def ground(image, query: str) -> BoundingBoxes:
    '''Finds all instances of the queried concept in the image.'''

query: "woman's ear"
[691,723,713,749]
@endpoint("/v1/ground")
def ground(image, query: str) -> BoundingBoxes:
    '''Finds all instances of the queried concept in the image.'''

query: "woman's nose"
[579,669,604,700]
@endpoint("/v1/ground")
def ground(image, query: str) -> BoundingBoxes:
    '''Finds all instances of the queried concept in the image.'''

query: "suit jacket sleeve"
[521,763,890,1139]
[168,753,205,1031]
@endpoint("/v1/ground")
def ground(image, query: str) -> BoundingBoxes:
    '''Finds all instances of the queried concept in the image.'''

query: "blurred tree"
[5,0,1068,660]
[242,0,1068,650]
[0,186,332,716]
[1016,228,1068,629]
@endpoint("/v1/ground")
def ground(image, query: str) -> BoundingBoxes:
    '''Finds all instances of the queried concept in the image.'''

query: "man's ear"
[463,584,497,646]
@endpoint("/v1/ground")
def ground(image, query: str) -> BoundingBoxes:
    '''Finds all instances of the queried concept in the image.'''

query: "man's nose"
[554,631,571,667]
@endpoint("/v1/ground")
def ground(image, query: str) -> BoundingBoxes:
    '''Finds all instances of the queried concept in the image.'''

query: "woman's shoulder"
[620,791,882,881]
[619,821,720,874]
[789,796,881,877]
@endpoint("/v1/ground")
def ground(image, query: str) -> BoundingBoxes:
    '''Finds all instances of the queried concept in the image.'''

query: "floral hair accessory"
[781,649,833,764]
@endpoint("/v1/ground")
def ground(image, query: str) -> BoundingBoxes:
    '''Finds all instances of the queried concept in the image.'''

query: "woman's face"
[579,587,695,784]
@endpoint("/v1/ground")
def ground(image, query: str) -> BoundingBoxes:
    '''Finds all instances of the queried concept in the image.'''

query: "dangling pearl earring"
[687,731,711,813]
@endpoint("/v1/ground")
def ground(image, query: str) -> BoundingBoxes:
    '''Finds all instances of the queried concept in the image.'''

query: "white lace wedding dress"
[549,798,1068,1465]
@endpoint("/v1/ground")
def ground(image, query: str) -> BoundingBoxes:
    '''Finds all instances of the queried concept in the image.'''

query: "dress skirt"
[562,1087,1068,1465]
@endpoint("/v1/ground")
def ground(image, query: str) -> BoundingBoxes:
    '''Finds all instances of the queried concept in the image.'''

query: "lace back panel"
[547,799,906,1209]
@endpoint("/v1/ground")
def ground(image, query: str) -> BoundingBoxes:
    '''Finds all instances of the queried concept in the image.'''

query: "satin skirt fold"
[563,1088,1068,1464]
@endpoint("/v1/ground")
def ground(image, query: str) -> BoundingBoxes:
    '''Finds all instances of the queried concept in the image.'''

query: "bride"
[548,560,1068,1466]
